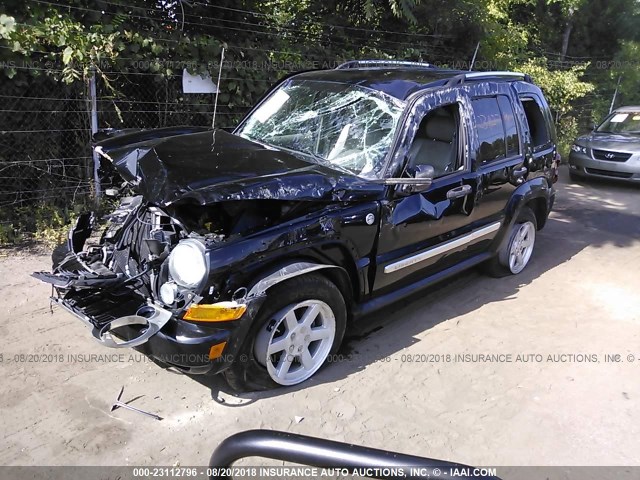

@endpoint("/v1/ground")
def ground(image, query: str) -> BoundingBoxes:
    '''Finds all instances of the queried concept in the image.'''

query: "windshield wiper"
[266,143,356,175]
[239,133,357,176]
[299,150,356,175]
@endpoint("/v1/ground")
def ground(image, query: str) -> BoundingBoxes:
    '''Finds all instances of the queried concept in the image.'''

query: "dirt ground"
[1,166,639,469]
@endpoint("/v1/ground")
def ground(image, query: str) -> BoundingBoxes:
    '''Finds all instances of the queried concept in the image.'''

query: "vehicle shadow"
[188,169,640,402]
[569,170,640,193]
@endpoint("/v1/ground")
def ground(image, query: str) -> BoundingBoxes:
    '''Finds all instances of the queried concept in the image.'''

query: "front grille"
[64,288,147,328]
[112,207,153,296]
[592,149,632,162]
[585,168,633,179]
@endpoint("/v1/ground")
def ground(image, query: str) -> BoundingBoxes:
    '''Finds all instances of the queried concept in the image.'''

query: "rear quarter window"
[520,96,551,149]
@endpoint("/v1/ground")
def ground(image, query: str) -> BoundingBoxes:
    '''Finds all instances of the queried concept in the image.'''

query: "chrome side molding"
[384,222,501,274]
[247,262,343,298]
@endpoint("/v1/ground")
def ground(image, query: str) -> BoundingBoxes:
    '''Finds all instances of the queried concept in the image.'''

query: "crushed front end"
[32,127,376,376]
[33,196,263,375]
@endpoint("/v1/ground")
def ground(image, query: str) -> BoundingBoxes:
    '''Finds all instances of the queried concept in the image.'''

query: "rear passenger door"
[466,90,527,231]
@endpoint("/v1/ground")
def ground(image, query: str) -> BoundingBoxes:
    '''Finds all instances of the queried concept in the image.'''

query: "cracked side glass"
[237,79,405,179]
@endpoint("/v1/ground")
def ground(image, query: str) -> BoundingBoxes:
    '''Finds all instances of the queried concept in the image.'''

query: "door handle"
[446,184,472,199]
[512,166,528,178]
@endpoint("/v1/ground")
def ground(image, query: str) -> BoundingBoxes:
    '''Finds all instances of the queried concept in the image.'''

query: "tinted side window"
[471,97,505,163]
[497,96,519,157]
[406,103,463,178]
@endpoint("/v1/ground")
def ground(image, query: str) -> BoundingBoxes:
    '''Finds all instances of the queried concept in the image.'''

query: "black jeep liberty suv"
[34,60,559,391]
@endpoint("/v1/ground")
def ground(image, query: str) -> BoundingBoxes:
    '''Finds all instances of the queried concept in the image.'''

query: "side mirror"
[592,123,598,131]
[412,164,435,180]
[395,164,435,196]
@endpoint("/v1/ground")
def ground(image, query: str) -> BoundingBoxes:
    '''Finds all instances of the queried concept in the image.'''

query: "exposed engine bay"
[166,198,316,238]
[34,194,318,327]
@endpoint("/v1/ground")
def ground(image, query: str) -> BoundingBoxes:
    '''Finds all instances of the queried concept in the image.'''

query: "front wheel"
[484,207,537,277]
[223,273,346,392]
[568,169,580,182]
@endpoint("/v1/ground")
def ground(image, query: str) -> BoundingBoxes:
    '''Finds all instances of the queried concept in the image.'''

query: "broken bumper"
[39,284,265,375]
[132,298,265,375]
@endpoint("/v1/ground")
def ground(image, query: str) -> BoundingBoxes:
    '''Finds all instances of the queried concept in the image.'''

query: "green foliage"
[519,58,595,155]
[0,203,78,247]
[387,0,423,24]
[1,14,119,83]
[0,13,15,35]
[476,0,533,67]
[609,41,640,111]
[33,205,76,248]
[0,4,226,86]
[0,222,21,245]
[520,58,595,118]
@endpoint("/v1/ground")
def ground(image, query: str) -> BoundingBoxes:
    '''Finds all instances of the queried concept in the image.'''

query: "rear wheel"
[484,207,537,277]
[223,273,346,392]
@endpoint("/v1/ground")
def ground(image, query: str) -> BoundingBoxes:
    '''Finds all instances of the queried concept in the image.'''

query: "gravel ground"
[1,166,639,469]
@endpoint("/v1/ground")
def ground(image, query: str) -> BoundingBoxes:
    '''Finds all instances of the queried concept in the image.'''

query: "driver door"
[373,94,481,295]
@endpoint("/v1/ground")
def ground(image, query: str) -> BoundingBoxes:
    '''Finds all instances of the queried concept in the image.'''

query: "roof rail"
[336,60,432,70]
[445,71,532,87]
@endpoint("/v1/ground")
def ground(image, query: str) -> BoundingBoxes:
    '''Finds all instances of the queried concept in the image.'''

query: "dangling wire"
[211,47,226,130]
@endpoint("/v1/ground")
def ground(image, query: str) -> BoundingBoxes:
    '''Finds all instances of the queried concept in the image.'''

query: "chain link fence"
[0,66,266,243]
[0,75,96,242]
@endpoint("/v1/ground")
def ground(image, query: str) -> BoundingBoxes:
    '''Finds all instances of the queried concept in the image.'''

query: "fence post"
[89,65,101,203]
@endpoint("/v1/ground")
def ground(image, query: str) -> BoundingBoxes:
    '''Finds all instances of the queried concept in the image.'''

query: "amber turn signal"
[208,342,227,360]
[183,302,247,322]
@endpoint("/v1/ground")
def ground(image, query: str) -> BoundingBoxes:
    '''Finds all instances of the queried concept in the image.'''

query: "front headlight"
[571,144,588,155]
[168,239,207,288]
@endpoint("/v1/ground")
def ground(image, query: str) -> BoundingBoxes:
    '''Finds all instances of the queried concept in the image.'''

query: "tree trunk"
[560,16,574,62]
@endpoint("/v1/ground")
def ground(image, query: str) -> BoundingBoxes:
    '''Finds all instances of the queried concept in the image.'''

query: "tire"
[568,169,579,182]
[223,273,347,392]
[484,207,537,278]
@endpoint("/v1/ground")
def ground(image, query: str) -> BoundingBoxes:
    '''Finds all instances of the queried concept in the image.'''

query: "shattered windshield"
[237,79,405,179]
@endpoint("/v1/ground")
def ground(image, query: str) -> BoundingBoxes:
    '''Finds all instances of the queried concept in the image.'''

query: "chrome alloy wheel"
[508,221,536,274]
[254,300,336,386]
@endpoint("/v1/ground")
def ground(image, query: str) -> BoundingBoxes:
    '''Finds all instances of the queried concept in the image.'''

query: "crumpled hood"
[95,127,383,205]
[578,131,640,151]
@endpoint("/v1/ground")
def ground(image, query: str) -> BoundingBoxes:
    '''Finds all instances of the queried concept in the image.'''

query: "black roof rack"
[336,60,432,70]
[445,71,532,86]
